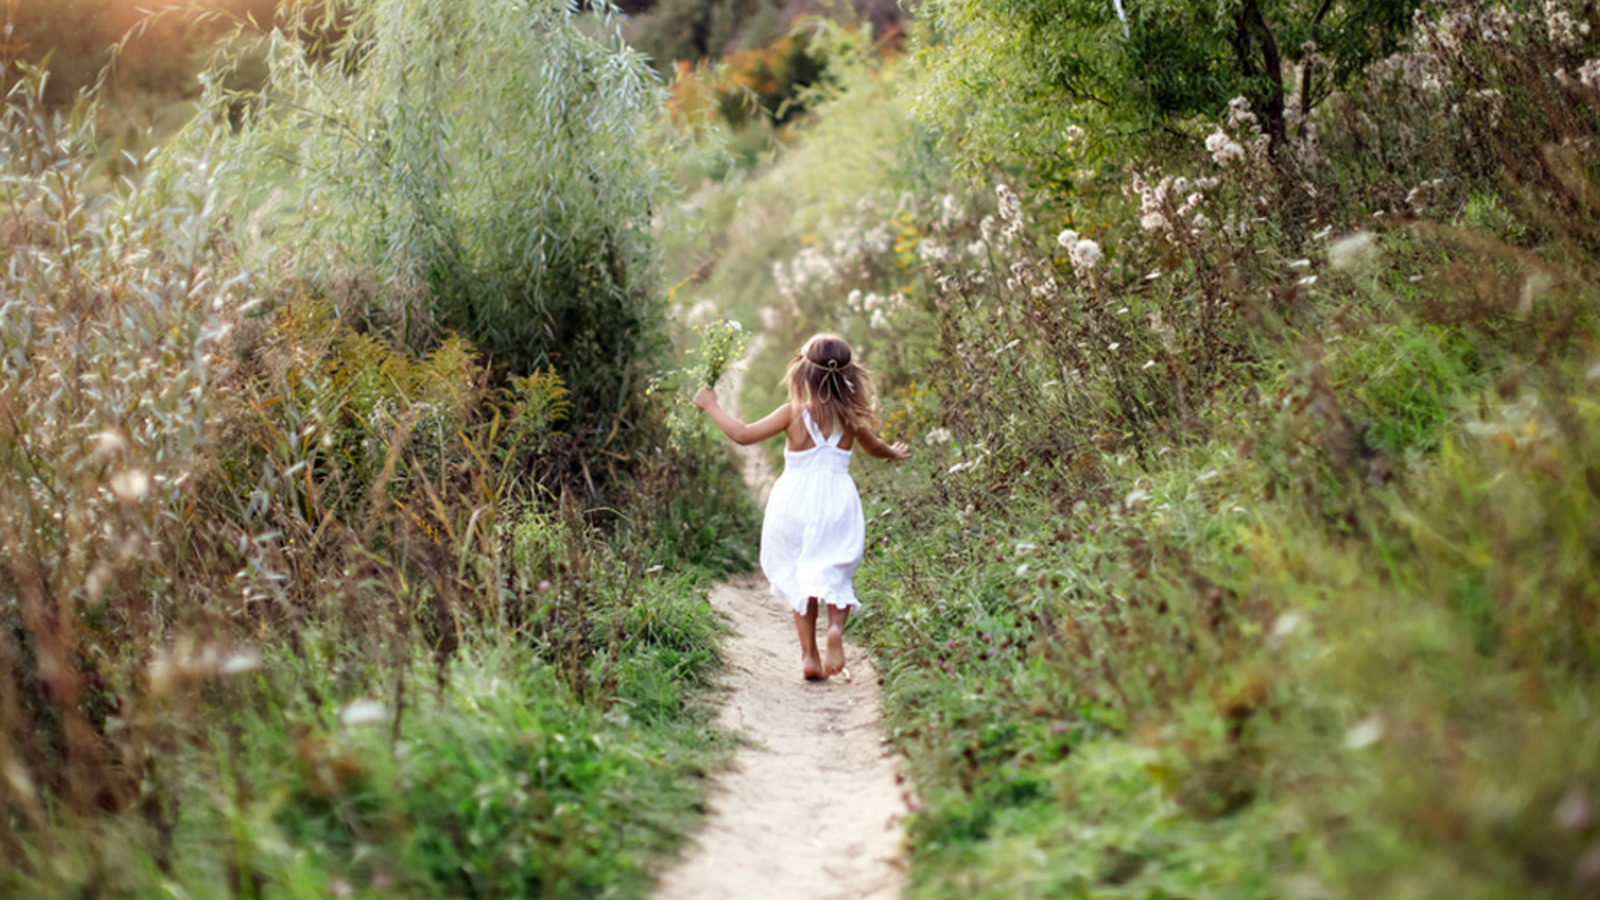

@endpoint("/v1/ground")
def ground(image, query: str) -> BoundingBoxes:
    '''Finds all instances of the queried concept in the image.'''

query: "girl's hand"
[888,442,910,461]
[693,387,718,411]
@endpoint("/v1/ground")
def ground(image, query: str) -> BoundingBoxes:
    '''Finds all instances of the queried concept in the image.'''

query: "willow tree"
[183,0,669,454]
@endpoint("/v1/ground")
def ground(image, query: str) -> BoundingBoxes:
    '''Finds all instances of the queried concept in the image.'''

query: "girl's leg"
[823,604,849,676]
[794,597,823,681]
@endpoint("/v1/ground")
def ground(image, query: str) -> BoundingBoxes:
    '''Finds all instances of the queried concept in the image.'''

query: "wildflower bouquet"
[695,319,746,389]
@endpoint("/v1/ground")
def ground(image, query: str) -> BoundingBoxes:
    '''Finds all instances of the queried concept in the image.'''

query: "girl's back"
[692,332,908,680]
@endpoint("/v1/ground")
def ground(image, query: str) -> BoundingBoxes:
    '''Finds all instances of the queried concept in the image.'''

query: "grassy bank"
[669,2,1600,896]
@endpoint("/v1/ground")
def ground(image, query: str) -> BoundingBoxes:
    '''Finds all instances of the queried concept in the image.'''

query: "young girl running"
[694,333,909,681]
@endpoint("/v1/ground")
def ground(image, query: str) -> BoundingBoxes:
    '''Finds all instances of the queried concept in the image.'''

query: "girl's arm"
[693,387,791,446]
[853,428,910,461]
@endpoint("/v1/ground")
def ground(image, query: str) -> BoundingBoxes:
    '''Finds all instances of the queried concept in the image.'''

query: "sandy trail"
[653,577,906,900]
[654,317,906,900]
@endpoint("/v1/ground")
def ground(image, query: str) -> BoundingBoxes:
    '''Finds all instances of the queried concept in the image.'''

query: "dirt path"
[653,576,907,900]
[654,318,907,900]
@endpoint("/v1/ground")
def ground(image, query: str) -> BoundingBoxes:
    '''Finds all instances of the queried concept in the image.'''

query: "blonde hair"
[783,333,878,437]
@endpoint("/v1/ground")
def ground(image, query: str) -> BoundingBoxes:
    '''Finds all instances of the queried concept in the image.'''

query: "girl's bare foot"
[824,625,846,677]
[802,652,825,681]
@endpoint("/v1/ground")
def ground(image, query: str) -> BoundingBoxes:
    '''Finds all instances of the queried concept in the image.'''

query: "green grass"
[852,340,1600,898]
[6,564,732,900]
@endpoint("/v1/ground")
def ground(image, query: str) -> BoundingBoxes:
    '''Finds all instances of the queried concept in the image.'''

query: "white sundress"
[760,408,865,615]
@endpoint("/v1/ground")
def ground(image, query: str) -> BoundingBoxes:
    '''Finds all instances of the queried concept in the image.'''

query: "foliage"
[0,15,759,897]
[625,0,902,71]
[695,319,749,387]
[626,0,789,69]
[0,65,239,824]
[911,0,1422,180]
[187,0,669,474]
[702,1,1600,895]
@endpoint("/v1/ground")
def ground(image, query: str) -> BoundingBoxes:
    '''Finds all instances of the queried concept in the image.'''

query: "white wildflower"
[939,194,963,227]
[1226,96,1258,130]
[1140,212,1169,232]
[1206,130,1245,166]
[995,184,1023,221]
[1069,239,1102,272]
[924,428,953,446]
[340,699,387,727]
[1271,611,1305,639]
[1328,231,1380,272]
[1547,5,1580,46]
[110,470,150,502]
[92,431,126,457]
[1580,58,1600,89]
[1057,228,1079,249]
[220,651,262,675]
[1344,716,1384,749]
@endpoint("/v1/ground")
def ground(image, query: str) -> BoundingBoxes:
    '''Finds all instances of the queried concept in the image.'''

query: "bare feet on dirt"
[824,625,847,677]
[653,576,905,900]
[802,652,825,681]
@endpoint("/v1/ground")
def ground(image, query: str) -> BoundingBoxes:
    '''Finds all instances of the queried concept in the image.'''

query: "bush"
[187,0,671,474]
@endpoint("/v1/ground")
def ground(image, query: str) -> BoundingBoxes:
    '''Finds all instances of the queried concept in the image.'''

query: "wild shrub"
[0,67,244,827]
[184,0,670,475]
[0,8,756,892]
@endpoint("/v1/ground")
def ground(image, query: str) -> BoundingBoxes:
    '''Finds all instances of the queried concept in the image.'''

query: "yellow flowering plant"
[694,319,747,389]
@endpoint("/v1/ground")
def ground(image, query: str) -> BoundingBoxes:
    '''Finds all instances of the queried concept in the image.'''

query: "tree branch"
[1299,0,1336,128]
[1244,0,1287,154]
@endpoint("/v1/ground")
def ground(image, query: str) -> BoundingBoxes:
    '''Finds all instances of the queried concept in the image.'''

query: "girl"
[694,333,909,681]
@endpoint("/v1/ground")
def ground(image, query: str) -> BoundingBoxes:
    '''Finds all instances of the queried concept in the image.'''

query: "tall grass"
[0,4,758,893]
[691,2,1600,895]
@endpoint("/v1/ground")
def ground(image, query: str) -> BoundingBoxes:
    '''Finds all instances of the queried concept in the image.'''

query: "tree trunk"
[1243,0,1288,155]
